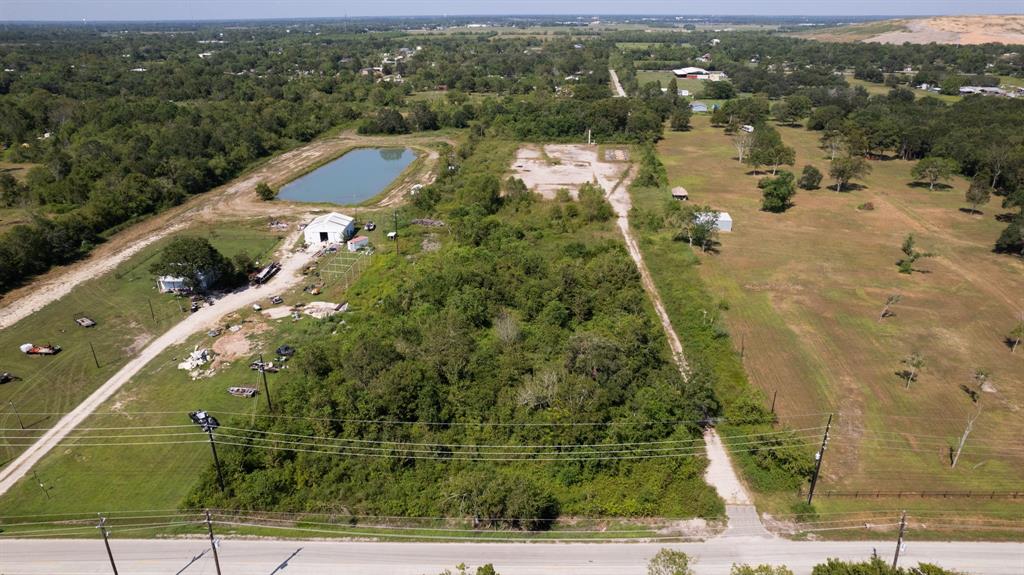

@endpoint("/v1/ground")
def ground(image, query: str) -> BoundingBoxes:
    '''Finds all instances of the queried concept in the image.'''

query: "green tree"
[678,205,720,252]
[149,236,233,291]
[994,215,1023,256]
[648,549,694,575]
[578,182,613,222]
[901,351,925,388]
[897,233,933,274]
[702,80,736,100]
[911,157,958,191]
[760,171,797,213]
[255,181,275,201]
[964,176,991,214]
[813,557,963,575]
[409,101,439,131]
[829,155,872,192]
[747,126,795,175]
[798,165,823,190]
[670,106,693,131]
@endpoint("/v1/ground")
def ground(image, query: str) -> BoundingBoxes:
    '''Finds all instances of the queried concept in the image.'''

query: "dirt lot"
[657,116,1024,502]
[510,144,630,199]
[798,15,1024,45]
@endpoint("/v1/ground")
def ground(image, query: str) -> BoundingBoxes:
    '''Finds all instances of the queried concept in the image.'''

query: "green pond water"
[278,147,416,204]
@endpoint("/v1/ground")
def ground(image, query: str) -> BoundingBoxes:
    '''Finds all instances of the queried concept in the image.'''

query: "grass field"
[0,221,283,463]
[635,70,704,95]
[642,116,1023,536]
[843,74,961,104]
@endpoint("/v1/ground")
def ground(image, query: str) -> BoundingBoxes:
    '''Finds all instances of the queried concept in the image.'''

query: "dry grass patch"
[656,116,1023,527]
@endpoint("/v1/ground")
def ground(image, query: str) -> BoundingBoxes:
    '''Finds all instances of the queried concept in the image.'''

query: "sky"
[2,0,1021,22]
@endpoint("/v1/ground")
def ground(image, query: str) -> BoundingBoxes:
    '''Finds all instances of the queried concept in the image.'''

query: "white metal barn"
[303,212,356,245]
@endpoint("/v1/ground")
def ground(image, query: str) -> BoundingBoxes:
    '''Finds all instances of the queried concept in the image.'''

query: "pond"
[278,147,417,204]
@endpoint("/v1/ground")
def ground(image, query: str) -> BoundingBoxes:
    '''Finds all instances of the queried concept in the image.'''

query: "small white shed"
[303,212,355,245]
[696,211,733,233]
[717,212,733,233]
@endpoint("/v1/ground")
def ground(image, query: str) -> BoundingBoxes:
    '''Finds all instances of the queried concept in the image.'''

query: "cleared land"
[796,15,1024,45]
[0,131,446,330]
[645,115,1023,535]
[0,222,282,461]
[510,144,630,199]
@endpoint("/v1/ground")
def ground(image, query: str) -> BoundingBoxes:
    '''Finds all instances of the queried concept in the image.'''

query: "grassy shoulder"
[0,221,283,463]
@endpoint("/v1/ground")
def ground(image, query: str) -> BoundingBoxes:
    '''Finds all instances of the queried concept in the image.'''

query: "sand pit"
[510,145,631,199]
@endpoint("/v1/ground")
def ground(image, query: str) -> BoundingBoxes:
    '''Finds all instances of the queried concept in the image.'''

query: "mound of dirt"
[868,15,1024,45]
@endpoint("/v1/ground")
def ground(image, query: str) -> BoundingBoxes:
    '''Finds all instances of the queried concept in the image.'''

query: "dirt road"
[0,132,444,330]
[608,179,767,536]
[0,230,314,497]
[609,68,628,97]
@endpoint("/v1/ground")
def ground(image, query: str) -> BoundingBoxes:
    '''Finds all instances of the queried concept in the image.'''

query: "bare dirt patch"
[211,320,271,367]
[510,145,630,199]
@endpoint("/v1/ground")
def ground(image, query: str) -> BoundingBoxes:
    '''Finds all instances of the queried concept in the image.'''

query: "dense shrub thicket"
[185,140,723,522]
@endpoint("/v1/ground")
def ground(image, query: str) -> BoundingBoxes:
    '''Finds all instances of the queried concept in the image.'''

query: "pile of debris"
[19,343,61,356]
[304,301,347,319]
[177,347,213,372]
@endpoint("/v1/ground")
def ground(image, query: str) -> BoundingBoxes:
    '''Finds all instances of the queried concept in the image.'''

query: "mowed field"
[0,222,282,463]
[656,117,1023,522]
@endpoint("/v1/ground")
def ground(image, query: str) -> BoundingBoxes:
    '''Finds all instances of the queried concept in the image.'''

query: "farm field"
[0,221,283,463]
[642,115,1024,535]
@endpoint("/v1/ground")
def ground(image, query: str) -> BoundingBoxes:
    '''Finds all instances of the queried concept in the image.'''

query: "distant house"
[671,67,727,81]
[690,101,709,113]
[347,236,370,252]
[673,66,708,78]
[671,187,689,201]
[678,89,690,97]
[304,212,356,245]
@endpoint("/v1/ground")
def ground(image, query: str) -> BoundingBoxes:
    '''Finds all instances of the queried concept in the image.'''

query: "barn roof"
[308,212,354,229]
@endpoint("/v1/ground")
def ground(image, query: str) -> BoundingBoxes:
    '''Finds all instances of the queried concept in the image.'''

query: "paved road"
[609,68,627,97]
[2,538,1022,574]
[0,230,314,497]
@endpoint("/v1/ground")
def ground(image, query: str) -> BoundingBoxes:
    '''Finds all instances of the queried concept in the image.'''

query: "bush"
[648,549,694,575]
[255,181,275,201]
[798,165,822,190]
[759,171,797,213]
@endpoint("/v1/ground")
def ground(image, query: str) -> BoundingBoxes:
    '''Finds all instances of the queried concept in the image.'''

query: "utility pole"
[9,401,25,430]
[147,298,156,321]
[32,470,50,500]
[207,427,225,493]
[176,297,184,314]
[892,510,907,569]
[97,515,119,575]
[89,342,100,368]
[258,353,272,412]
[205,510,223,575]
[951,407,981,468]
[806,413,833,505]
[770,390,777,415]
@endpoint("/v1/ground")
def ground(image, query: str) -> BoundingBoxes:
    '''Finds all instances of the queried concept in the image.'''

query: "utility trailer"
[250,262,281,286]
[19,343,61,355]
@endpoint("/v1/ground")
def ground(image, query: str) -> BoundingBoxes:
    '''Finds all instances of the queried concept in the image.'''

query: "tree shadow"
[958,207,984,215]
[894,370,917,384]
[1004,337,1022,352]
[995,212,1018,223]
[908,181,954,191]
[833,183,867,193]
